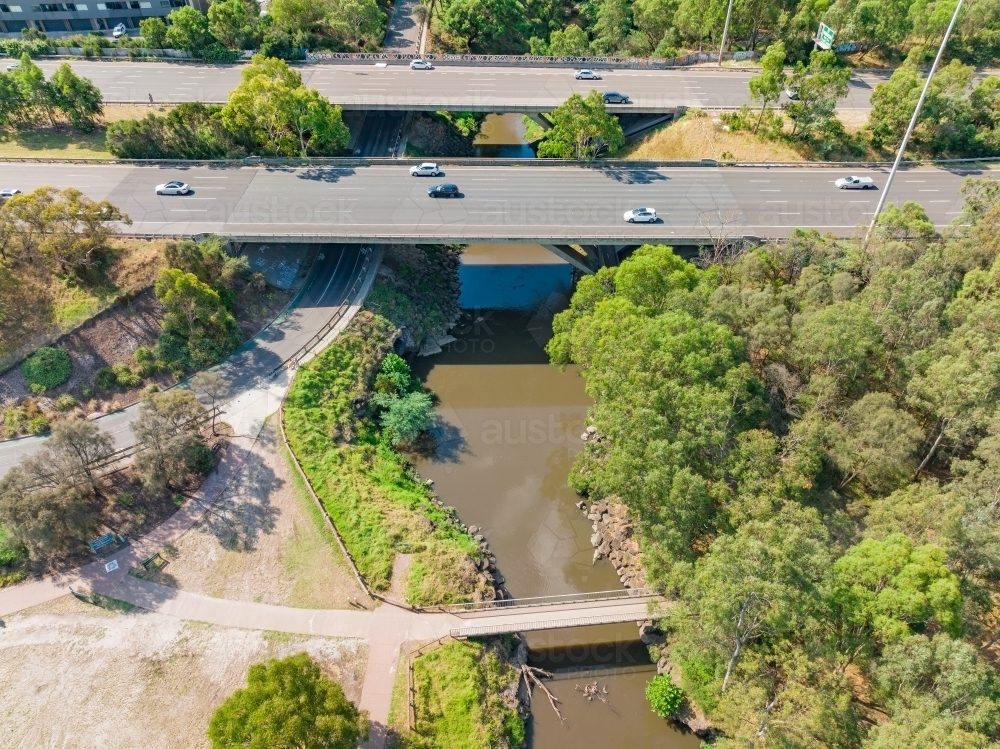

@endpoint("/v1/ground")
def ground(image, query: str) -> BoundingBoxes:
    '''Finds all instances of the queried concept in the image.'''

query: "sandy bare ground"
[134,421,366,609]
[0,595,368,749]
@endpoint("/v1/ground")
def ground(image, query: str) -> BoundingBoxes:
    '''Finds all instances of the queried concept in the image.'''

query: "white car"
[409,162,442,176]
[409,59,433,70]
[5,63,18,72]
[624,207,657,223]
[575,69,601,80]
[0,188,21,198]
[155,181,191,195]
[835,175,875,189]
[112,23,127,38]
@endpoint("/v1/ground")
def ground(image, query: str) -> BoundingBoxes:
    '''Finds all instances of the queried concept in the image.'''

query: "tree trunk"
[721,638,743,692]
[914,418,948,477]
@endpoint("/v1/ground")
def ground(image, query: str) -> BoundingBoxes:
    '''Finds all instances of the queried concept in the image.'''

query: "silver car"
[410,59,433,70]
[575,69,601,80]
[155,181,191,195]
[0,188,21,198]
[409,162,442,176]
[624,207,657,223]
[835,175,875,189]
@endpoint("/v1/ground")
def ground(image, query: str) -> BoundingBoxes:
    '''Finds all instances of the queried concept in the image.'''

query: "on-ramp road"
[36,60,885,112]
[2,161,991,244]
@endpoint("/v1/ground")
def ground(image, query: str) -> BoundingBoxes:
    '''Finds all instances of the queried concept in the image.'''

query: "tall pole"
[718,0,735,66]
[863,0,965,245]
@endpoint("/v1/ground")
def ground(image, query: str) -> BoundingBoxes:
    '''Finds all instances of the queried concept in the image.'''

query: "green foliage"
[550,192,1000,745]
[645,675,685,717]
[408,641,525,749]
[94,366,118,392]
[105,102,241,160]
[20,346,71,392]
[154,266,242,371]
[55,394,77,411]
[208,0,262,49]
[219,55,350,157]
[167,5,215,52]
[0,526,27,568]
[208,653,367,749]
[47,63,102,132]
[373,391,436,446]
[0,54,103,132]
[536,90,625,159]
[139,16,168,49]
[283,312,488,604]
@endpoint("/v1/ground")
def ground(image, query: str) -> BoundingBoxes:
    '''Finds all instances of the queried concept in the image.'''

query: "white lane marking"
[906,180,926,182]
[919,189,939,192]
[759,189,781,192]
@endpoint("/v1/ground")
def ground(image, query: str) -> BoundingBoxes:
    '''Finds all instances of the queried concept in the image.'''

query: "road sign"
[817,22,836,49]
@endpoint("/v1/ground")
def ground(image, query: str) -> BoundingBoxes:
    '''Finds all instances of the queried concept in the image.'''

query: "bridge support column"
[541,244,597,274]
[580,245,625,269]
[526,112,553,131]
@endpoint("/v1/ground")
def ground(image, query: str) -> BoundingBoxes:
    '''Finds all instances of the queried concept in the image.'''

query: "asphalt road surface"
[0,243,372,479]
[35,61,887,112]
[2,162,991,244]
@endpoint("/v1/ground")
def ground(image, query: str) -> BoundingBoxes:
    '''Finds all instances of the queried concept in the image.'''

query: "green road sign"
[817,22,836,49]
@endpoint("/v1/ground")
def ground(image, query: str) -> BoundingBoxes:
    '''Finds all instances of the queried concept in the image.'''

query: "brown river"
[410,245,699,748]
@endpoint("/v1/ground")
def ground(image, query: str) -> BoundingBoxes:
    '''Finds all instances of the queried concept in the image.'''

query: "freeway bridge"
[36,60,887,113]
[4,160,987,271]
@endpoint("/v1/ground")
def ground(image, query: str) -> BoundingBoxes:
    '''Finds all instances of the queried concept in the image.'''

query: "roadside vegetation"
[107,56,350,159]
[719,42,1000,161]
[427,0,1000,66]
[548,178,1000,744]
[400,639,525,749]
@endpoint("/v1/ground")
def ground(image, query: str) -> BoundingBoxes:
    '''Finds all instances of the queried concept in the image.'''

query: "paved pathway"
[383,0,423,53]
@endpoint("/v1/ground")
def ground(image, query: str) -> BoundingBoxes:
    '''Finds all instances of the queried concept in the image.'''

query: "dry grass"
[135,422,367,609]
[0,104,173,159]
[0,595,368,749]
[627,111,805,162]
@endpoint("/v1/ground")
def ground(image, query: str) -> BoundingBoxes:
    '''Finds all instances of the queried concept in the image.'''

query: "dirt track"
[0,596,368,749]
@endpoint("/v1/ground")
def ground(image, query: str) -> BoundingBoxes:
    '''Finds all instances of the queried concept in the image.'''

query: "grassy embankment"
[389,639,525,749]
[282,311,488,605]
[0,104,171,159]
[627,108,874,162]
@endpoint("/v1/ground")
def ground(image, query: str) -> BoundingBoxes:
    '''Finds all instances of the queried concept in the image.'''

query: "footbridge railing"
[446,587,654,615]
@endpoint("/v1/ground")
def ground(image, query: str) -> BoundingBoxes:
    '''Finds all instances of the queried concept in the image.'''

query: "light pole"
[863,0,966,245]
[718,0,735,66]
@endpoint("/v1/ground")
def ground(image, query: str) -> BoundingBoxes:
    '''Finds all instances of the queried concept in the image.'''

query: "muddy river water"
[410,245,699,748]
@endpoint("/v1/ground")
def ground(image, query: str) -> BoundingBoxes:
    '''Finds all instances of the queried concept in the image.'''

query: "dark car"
[428,183,460,198]
[602,91,631,104]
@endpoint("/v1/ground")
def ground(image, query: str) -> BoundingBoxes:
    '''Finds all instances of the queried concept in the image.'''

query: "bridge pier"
[543,244,634,273]
[526,112,553,131]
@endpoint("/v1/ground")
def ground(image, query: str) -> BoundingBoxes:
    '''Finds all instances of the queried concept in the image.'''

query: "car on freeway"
[5,63,18,71]
[785,86,799,99]
[624,207,657,223]
[835,175,876,190]
[155,181,191,195]
[0,188,21,199]
[602,91,631,104]
[410,162,442,176]
[410,59,433,70]
[428,183,460,198]
[112,23,128,38]
[575,69,601,80]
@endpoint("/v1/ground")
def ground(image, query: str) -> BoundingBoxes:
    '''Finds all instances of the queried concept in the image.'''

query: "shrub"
[0,526,26,567]
[27,415,50,435]
[183,438,213,475]
[111,362,142,388]
[3,408,25,437]
[95,367,118,392]
[55,394,78,411]
[646,675,685,718]
[21,347,71,392]
[134,346,159,377]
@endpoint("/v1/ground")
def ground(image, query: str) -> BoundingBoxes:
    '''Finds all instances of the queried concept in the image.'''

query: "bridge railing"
[446,587,654,614]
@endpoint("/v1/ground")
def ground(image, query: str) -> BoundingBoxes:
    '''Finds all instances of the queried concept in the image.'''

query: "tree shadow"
[295,167,358,183]
[415,420,471,464]
[192,426,282,553]
[591,167,668,184]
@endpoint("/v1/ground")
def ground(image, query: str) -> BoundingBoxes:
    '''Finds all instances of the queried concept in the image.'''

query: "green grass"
[282,311,489,606]
[92,593,138,613]
[406,640,525,749]
[0,127,111,159]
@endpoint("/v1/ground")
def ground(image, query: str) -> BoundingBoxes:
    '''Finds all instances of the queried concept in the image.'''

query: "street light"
[863,0,966,245]
[718,0,735,66]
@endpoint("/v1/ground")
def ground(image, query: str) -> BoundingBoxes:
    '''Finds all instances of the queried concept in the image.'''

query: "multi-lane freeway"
[35,60,887,112]
[2,161,986,245]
